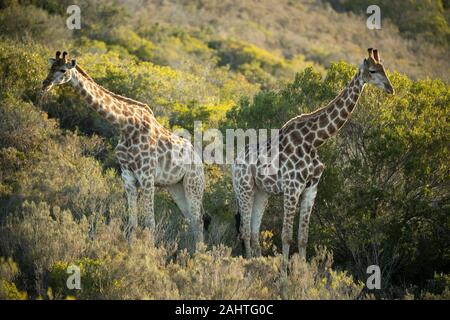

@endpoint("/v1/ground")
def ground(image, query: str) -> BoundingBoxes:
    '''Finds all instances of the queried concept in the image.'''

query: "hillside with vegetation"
[0,0,448,299]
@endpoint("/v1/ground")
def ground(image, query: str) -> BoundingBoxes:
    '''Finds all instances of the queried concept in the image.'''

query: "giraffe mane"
[75,65,154,115]
[281,72,360,132]
[281,105,328,131]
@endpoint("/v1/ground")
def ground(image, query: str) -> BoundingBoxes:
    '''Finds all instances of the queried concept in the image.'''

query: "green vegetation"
[0,0,448,299]
[327,0,450,46]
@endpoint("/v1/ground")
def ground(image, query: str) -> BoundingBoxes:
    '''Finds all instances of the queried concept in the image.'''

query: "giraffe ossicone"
[232,48,394,274]
[42,51,207,247]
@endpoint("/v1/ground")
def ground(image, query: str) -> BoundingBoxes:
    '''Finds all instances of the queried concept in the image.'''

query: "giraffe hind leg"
[183,170,205,248]
[236,188,255,259]
[250,190,269,257]
[122,169,138,245]
[281,183,305,275]
[298,178,320,260]
[167,182,189,219]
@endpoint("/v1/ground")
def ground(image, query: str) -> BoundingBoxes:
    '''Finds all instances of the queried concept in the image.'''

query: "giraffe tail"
[234,200,241,236]
[201,205,211,231]
[234,201,246,254]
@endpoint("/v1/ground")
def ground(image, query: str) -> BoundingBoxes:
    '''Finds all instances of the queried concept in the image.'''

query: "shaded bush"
[0,257,27,299]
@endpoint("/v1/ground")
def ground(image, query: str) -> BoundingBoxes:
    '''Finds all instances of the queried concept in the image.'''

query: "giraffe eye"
[369,70,376,74]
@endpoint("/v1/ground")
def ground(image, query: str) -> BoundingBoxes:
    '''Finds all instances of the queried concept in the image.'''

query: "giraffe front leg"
[141,175,156,232]
[281,184,304,275]
[122,169,138,245]
[298,180,320,260]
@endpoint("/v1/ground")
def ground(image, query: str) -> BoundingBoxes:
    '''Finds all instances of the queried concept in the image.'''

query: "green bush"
[0,4,71,45]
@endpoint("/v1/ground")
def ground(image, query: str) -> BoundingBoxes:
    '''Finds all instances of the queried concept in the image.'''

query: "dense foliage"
[0,0,448,299]
[327,0,450,46]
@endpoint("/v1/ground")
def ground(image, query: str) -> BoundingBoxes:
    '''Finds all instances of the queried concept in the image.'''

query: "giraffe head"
[360,48,394,94]
[42,51,77,92]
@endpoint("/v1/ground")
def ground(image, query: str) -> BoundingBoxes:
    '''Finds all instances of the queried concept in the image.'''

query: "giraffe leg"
[183,168,205,247]
[281,184,304,275]
[298,179,320,260]
[237,187,255,259]
[250,190,269,257]
[141,175,156,231]
[167,182,189,218]
[122,169,138,244]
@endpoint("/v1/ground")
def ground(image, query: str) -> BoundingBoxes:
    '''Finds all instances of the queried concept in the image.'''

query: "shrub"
[0,202,89,296]
[0,4,71,46]
[0,257,27,300]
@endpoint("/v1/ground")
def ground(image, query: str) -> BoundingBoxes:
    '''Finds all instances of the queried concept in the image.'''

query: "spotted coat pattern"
[42,52,205,245]
[232,49,394,273]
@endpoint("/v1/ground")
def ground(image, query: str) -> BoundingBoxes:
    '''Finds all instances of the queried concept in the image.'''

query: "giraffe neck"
[283,69,366,148]
[69,66,145,132]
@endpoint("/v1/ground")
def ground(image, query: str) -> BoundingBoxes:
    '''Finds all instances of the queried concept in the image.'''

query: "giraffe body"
[232,49,394,273]
[42,51,205,245]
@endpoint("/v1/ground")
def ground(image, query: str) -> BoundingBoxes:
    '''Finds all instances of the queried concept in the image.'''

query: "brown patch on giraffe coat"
[300,126,309,136]
[335,117,346,128]
[303,143,311,154]
[98,108,107,117]
[313,164,325,177]
[124,125,134,135]
[295,122,305,130]
[330,109,339,119]
[318,114,328,127]
[130,146,140,156]
[106,113,116,122]
[123,108,132,117]
[131,131,140,143]
[327,123,337,135]
[285,159,294,170]
[348,101,356,112]
[340,108,349,118]
[280,134,289,146]
[301,168,309,180]
[284,143,293,154]
[295,147,303,158]
[317,129,328,140]
[335,98,344,108]
[304,132,315,144]
[298,159,306,168]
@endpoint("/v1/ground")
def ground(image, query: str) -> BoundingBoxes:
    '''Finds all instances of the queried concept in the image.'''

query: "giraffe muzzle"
[41,79,53,92]
[385,83,395,95]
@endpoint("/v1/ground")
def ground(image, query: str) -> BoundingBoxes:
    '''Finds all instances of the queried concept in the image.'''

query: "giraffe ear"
[68,59,77,69]
[48,58,56,66]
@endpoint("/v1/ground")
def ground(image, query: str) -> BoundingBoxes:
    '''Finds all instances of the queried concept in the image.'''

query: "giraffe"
[41,51,206,245]
[232,48,394,273]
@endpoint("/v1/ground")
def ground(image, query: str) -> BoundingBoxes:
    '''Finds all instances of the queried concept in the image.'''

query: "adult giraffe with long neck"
[42,51,206,245]
[232,48,394,273]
